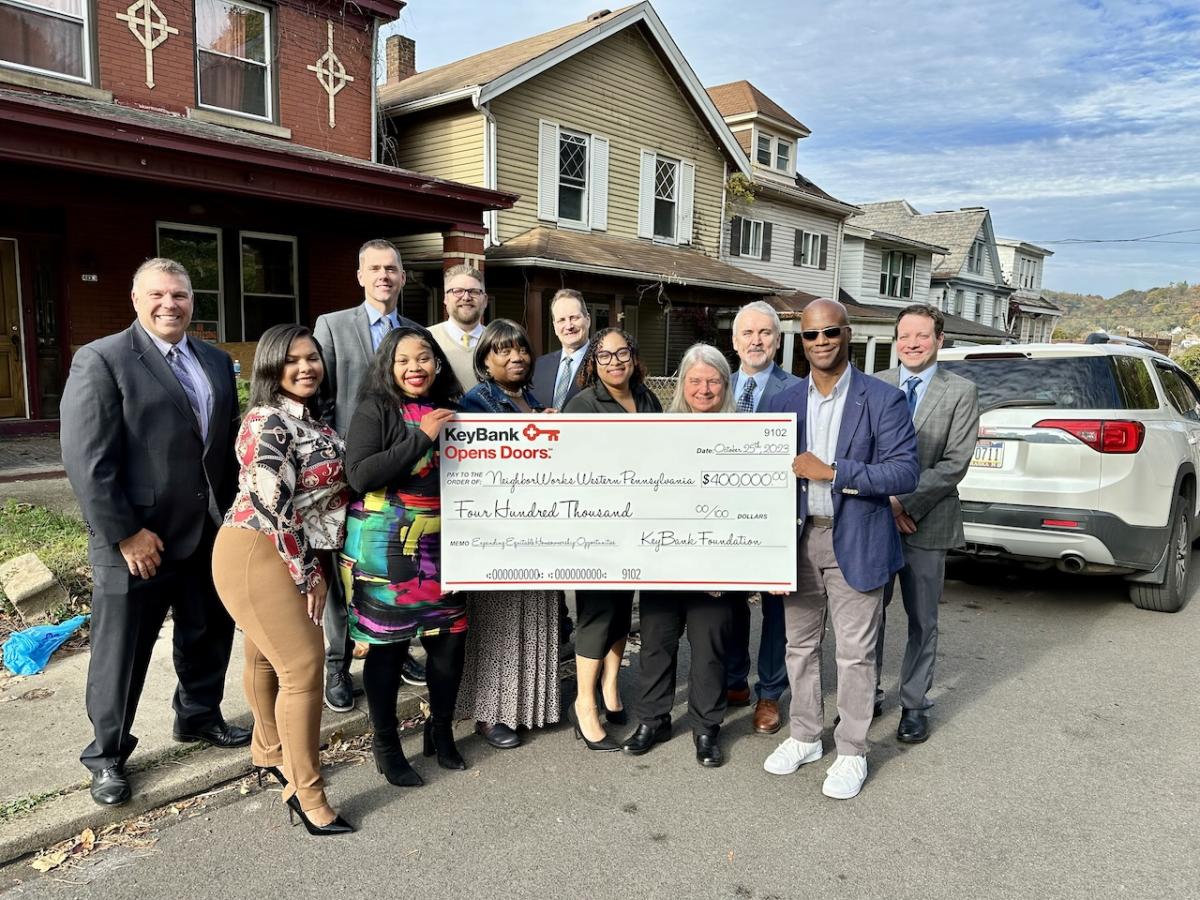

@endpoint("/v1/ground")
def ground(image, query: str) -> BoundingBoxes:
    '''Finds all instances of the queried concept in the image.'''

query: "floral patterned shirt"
[225,398,347,592]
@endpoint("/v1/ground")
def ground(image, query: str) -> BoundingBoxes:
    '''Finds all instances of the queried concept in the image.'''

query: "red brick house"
[0,0,514,433]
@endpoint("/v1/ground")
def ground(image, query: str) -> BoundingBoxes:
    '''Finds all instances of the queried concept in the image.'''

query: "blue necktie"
[167,346,206,439]
[904,375,920,418]
[736,377,756,413]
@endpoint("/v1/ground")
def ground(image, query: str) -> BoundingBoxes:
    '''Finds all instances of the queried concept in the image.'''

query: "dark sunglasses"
[800,326,846,342]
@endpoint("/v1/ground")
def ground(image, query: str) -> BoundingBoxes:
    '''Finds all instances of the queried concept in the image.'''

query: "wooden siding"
[723,194,838,295]
[489,25,727,256]
[839,235,865,299]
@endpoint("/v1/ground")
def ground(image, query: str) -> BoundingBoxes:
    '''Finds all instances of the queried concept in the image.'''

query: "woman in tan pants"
[212,324,351,836]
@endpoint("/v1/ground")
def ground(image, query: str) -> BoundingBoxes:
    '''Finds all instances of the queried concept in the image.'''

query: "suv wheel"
[1129,495,1192,613]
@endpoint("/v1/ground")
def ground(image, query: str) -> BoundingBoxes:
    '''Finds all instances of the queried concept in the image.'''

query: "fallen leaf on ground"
[30,850,68,872]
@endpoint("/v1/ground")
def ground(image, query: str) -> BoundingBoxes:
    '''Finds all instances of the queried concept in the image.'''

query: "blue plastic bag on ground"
[2,614,89,676]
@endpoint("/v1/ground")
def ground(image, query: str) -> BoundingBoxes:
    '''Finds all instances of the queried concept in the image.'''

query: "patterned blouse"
[225,398,347,592]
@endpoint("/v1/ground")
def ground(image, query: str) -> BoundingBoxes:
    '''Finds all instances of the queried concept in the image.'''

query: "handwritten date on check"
[439,414,797,591]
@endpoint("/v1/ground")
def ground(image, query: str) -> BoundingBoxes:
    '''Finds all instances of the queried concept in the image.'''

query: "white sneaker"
[763,737,823,775]
[822,754,867,799]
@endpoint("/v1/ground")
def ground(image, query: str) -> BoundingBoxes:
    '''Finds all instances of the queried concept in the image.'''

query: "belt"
[806,516,834,529]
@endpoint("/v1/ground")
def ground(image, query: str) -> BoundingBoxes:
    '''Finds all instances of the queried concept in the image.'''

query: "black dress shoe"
[173,721,252,748]
[90,766,131,806]
[476,721,521,749]
[621,721,671,755]
[597,693,628,726]
[897,708,929,744]
[400,655,426,686]
[694,733,724,768]
[324,672,355,713]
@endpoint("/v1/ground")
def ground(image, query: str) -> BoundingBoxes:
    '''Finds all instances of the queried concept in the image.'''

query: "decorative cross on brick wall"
[307,21,355,128]
[116,0,179,89]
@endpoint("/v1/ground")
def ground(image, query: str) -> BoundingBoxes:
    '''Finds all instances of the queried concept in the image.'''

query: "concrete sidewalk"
[0,623,426,864]
[0,436,64,484]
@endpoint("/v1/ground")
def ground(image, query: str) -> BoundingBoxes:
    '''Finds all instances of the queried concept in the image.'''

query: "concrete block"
[0,552,68,624]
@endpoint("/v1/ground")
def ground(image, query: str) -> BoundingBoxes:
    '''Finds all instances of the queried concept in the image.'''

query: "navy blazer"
[765,366,920,593]
[735,361,799,411]
[532,349,583,409]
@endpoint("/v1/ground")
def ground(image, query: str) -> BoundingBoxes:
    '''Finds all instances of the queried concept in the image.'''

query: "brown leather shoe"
[753,699,782,734]
[727,687,752,707]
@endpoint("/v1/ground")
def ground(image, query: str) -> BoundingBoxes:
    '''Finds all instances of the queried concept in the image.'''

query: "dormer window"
[0,0,91,82]
[754,131,792,174]
[756,134,771,166]
[775,140,790,173]
[966,240,985,275]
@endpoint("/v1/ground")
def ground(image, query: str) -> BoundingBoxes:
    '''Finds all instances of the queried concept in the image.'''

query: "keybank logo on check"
[444,426,521,444]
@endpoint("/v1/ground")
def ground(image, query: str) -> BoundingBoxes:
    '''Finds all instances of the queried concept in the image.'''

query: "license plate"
[971,439,1005,469]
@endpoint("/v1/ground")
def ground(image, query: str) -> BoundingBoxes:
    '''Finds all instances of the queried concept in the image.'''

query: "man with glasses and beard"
[429,265,488,390]
[761,298,919,800]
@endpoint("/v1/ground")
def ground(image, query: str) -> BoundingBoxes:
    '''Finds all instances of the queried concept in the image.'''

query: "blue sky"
[384,0,1200,297]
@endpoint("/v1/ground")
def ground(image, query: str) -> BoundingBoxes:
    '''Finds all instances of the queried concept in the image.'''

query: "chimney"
[587,9,612,21]
[386,34,416,83]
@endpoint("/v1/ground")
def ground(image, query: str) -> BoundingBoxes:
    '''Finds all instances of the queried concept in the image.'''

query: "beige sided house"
[376,3,783,373]
[995,238,1062,343]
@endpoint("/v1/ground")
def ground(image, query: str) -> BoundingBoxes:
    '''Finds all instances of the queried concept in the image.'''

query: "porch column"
[442,223,486,273]
[781,330,796,373]
[889,341,898,368]
[525,274,551,356]
[864,336,878,373]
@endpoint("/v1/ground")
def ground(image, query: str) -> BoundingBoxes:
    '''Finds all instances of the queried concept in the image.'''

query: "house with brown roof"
[995,238,1062,342]
[376,3,783,373]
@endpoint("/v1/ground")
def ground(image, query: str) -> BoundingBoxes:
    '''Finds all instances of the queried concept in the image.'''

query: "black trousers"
[363,632,466,732]
[636,591,733,737]
[574,589,634,660]
[81,536,234,773]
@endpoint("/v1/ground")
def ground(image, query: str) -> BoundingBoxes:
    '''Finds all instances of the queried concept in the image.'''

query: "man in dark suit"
[874,304,979,744]
[60,258,249,806]
[531,288,591,410]
[313,239,422,712]
[761,298,919,800]
[723,300,799,736]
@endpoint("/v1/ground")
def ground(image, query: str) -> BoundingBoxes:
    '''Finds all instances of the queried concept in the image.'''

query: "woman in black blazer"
[562,328,662,750]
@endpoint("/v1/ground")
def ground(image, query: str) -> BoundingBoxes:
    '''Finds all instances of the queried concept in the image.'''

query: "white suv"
[939,341,1200,612]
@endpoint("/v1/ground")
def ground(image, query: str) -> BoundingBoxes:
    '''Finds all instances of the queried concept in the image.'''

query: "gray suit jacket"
[876,365,980,550]
[314,304,418,436]
[60,323,239,569]
[735,361,799,411]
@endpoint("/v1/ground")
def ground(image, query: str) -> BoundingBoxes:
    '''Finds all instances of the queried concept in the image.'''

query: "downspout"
[832,215,844,301]
[476,95,498,248]
[370,19,379,164]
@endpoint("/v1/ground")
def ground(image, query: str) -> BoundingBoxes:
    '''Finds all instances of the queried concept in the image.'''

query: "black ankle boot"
[422,718,467,770]
[372,728,423,787]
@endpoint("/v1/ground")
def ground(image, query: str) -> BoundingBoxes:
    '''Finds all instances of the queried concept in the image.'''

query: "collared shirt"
[363,301,401,351]
[805,366,853,517]
[555,344,589,397]
[442,318,485,350]
[142,325,214,437]
[732,367,771,412]
[899,362,938,415]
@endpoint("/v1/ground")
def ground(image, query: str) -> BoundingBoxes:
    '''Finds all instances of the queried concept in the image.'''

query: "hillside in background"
[1047,282,1200,340]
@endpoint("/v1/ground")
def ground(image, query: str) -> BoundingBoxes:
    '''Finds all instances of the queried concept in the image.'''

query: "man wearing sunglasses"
[429,264,488,389]
[762,298,919,800]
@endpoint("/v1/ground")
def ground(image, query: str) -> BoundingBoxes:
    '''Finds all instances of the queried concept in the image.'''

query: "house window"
[953,289,964,316]
[879,251,915,298]
[558,129,588,225]
[653,157,678,241]
[776,140,791,173]
[755,132,793,173]
[740,219,764,259]
[157,223,224,342]
[0,0,91,81]
[240,232,297,340]
[756,134,771,166]
[967,240,985,274]
[196,0,273,121]
[800,231,821,268]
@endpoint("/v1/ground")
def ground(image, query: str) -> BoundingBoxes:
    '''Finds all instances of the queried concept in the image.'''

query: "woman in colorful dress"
[454,319,561,750]
[340,326,466,785]
[212,324,352,836]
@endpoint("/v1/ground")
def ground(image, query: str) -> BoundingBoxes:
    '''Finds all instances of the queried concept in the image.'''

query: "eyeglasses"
[800,326,847,342]
[446,287,486,299]
[595,348,632,364]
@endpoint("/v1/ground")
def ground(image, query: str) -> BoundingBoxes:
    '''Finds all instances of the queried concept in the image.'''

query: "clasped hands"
[890,496,917,535]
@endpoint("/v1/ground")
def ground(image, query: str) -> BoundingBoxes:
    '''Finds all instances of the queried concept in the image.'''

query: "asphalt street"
[3,561,1198,900]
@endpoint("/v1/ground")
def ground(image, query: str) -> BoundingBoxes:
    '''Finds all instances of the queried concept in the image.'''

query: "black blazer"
[532,349,584,409]
[60,323,238,568]
[343,392,443,495]
[563,381,663,414]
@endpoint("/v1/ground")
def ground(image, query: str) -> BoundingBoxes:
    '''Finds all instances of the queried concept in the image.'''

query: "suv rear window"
[940,355,1159,411]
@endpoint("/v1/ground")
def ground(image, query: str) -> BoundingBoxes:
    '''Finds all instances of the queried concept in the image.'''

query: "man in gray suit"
[874,303,979,743]
[60,258,248,806]
[723,300,800,736]
[314,238,422,712]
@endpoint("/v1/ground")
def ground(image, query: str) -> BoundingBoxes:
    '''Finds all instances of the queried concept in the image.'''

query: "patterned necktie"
[375,315,393,351]
[904,375,921,418]
[553,355,573,409]
[167,346,205,435]
[736,377,756,413]
[461,332,471,349]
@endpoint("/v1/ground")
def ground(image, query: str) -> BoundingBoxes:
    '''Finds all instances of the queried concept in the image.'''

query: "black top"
[564,381,663,414]
[343,392,443,495]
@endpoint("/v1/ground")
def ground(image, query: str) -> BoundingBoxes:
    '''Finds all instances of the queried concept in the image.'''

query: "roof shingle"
[855,201,988,279]
[706,80,809,135]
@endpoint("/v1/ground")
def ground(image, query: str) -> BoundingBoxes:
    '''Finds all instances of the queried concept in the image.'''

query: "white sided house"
[996,238,1061,343]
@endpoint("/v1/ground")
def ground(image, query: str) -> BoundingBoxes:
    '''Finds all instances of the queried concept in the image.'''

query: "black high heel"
[567,703,620,752]
[597,692,628,726]
[422,719,467,770]
[256,765,287,789]
[285,794,354,836]
[372,729,423,787]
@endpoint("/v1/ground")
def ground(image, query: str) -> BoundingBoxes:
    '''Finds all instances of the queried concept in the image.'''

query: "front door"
[0,239,26,419]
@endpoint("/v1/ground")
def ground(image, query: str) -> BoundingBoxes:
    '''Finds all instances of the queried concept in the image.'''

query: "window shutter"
[818,234,828,270]
[729,216,743,256]
[538,120,559,222]
[793,229,803,266]
[637,150,656,239]
[589,135,609,231]
[678,160,695,244]
[761,222,772,262]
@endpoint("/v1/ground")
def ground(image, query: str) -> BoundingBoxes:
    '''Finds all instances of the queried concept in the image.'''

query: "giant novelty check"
[439,414,797,591]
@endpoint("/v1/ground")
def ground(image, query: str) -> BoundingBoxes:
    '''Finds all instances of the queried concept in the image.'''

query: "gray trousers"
[323,573,351,678]
[783,524,883,757]
[876,544,945,711]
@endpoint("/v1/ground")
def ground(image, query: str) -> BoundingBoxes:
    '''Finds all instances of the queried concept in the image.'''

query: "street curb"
[0,690,424,866]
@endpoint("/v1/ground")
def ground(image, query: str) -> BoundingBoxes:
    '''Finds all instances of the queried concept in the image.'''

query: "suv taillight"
[1033,419,1145,453]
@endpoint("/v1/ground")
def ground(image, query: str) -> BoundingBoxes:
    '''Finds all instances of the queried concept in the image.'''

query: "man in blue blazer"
[531,288,591,410]
[723,301,800,737]
[761,298,919,800]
